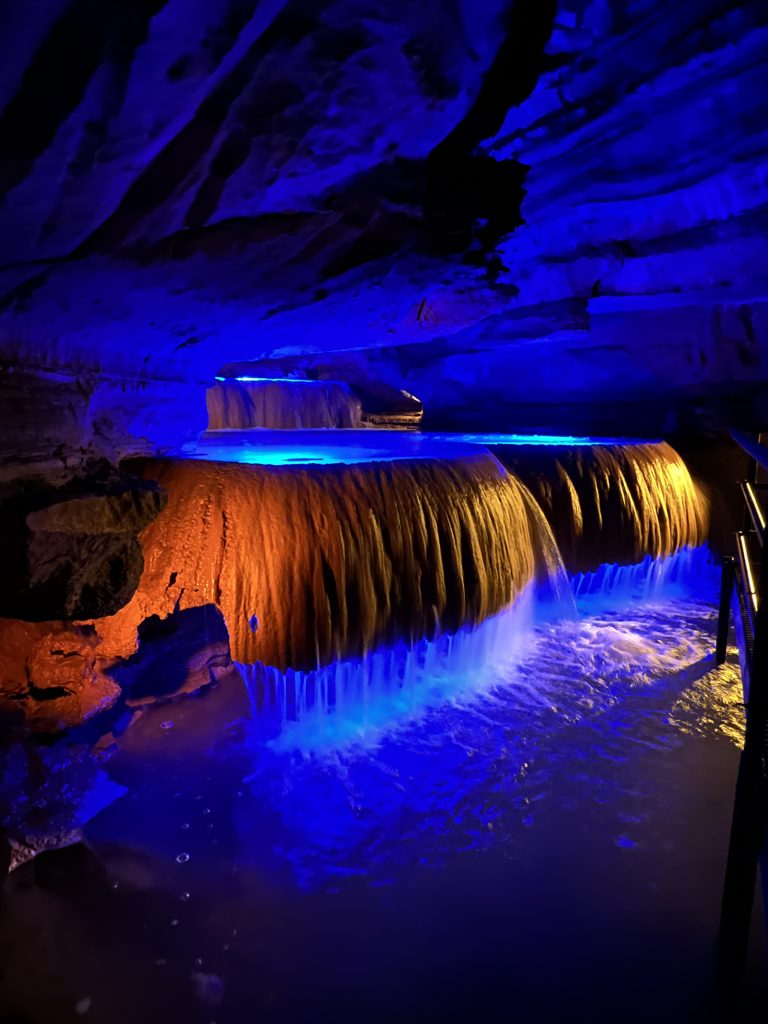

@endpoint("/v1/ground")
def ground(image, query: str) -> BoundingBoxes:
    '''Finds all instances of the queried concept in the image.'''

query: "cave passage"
[1,0,767,1019]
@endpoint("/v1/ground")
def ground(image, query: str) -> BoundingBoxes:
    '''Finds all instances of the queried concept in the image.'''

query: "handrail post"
[718,458,768,990]
[716,556,735,665]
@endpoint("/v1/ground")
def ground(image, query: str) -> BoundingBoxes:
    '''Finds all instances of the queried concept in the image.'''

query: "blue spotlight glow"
[229,550,732,889]
[215,376,335,384]
[240,585,540,752]
[239,546,717,753]
[179,429,657,467]
[429,432,660,447]
[572,546,719,611]
[181,429,486,466]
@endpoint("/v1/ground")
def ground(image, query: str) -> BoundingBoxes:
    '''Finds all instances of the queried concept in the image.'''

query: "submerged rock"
[0,742,127,868]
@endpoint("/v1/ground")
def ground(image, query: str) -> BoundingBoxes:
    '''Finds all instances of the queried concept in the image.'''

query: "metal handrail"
[741,481,765,545]
[735,531,759,624]
[717,430,768,990]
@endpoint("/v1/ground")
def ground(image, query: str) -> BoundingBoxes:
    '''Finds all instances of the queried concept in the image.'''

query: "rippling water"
[1,551,756,1024]
[234,593,742,889]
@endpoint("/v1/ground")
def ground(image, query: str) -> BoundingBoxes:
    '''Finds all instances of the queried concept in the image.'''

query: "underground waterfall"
[75,432,711,738]
[2,3,765,1016]
[1,426,749,1023]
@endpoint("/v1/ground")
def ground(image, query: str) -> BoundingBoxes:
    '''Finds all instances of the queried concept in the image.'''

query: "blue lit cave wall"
[0,0,767,475]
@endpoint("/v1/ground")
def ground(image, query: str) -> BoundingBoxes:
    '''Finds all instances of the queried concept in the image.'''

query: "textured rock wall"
[0,0,766,463]
[95,451,554,671]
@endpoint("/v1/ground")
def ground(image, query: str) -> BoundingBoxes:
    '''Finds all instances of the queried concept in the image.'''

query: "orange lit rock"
[95,452,557,672]
[0,621,121,735]
[495,442,709,574]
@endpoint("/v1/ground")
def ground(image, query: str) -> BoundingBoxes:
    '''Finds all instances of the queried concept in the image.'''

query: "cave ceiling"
[1,0,767,463]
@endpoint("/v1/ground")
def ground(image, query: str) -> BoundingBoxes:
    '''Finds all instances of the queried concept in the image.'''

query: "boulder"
[0,623,122,736]
[0,467,166,621]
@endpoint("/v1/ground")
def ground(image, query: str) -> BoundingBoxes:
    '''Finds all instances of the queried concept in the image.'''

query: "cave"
[1,2,767,1022]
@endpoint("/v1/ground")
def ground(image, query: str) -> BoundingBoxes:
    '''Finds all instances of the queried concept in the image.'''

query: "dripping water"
[238,545,717,751]
[571,545,718,608]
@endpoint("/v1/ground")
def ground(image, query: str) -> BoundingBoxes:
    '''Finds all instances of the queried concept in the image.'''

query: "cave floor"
[1,597,766,1024]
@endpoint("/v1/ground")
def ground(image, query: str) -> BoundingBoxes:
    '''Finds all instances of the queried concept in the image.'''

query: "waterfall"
[97,437,712,734]
[494,442,709,574]
[207,378,363,429]
[102,449,564,671]
[570,545,718,608]
[238,583,541,750]
[237,545,717,752]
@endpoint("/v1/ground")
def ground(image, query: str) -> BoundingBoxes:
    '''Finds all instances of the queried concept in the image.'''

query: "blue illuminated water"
[240,584,541,752]
[80,546,740,902]
[182,429,483,465]
[237,547,718,754]
[3,545,752,1023]
[179,428,654,466]
[430,431,660,447]
[216,376,337,384]
[572,545,718,607]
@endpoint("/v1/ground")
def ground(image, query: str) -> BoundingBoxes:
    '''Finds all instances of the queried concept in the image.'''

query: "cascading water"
[102,439,565,672]
[93,431,713,752]
[237,547,717,752]
[238,581,561,750]
[570,545,719,608]
[207,377,363,429]
[493,441,709,573]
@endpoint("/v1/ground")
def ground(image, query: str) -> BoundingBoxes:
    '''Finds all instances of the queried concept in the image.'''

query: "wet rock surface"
[0,605,237,738]
[112,605,237,706]
[0,621,120,737]
[0,465,166,621]
[0,1,764,454]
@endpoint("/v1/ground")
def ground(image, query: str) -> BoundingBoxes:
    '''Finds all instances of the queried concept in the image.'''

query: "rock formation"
[0,620,121,735]
[94,450,559,671]
[0,1,764,467]
[494,441,709,573]
[0,465,166,620]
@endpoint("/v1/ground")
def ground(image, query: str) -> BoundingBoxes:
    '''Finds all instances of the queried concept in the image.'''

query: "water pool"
[177,429,657,467]
[2,579,762,1023]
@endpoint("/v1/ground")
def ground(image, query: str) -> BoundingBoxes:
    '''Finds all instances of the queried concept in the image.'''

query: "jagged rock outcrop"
[0,1,764,462]
[0,466,166,621]
[0,620,121,735]
[92,451,558,671]
[0,604,236,736]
